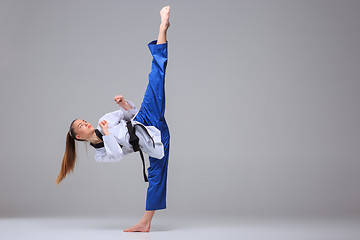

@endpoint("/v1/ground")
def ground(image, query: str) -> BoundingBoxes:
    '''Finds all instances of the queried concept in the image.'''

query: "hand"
[114,95,124,105]
[99,120,109,134]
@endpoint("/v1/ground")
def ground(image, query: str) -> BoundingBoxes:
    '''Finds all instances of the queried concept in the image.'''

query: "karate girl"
[56,6,171,232]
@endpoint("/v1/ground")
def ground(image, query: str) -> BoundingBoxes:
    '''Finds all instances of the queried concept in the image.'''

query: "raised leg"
[157,6,170,44]
[124,6,171,233]
[134,6,170,128]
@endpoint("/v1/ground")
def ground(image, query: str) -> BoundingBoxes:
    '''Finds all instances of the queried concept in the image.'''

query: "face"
[72,119,95,140]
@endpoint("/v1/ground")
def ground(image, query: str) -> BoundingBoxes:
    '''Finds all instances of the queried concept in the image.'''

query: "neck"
[87,131,102,144]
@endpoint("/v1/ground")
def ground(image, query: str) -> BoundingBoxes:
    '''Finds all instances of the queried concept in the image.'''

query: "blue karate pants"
[133,39,170,211]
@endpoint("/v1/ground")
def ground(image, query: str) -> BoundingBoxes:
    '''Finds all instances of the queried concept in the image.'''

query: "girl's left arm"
[118,99,138,121]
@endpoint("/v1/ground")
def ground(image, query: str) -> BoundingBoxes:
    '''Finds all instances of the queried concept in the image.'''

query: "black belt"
[126,120,155,182]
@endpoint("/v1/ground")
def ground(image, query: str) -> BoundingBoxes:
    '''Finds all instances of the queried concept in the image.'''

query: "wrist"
[119,100,132,111]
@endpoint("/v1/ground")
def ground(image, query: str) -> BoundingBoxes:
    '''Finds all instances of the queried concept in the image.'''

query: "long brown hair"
[55,119,86,184]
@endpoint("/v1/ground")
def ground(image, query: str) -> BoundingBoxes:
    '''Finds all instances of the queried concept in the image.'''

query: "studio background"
[0,0,359,220]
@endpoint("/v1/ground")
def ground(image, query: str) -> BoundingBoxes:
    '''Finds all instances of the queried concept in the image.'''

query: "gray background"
[0,0,359,220]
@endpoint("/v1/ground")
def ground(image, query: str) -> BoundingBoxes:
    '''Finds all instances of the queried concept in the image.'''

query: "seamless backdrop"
[0,0,359,219]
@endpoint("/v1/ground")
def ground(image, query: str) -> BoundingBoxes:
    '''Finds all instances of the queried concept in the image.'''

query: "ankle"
[139,219,151,225]
[160,24,169,31]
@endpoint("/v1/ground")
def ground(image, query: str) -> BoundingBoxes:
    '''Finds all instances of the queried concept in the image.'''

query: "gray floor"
[1,216,360,240]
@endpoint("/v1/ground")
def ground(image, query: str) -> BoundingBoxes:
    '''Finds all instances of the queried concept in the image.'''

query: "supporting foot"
[123,210,155,232]
[123,221,151,232]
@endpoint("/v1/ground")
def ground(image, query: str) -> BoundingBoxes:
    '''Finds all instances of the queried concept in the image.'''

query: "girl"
[56,6,171,232]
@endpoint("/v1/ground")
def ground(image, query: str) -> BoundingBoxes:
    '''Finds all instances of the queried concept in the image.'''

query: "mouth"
[88,124,91,128]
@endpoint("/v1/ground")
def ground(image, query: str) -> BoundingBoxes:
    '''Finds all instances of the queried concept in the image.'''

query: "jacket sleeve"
[94,134,125,163]
[119,100,138,121]
[98,100,138,126]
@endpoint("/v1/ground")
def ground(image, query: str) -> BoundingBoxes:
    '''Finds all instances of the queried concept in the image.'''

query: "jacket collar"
[89,129,104,149]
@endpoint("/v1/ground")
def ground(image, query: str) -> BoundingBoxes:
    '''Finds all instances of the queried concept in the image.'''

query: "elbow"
[95,153,123,163]
[107,152,124,162]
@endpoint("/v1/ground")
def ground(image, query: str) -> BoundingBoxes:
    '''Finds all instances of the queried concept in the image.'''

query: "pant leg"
[133,39,170,211]
[134,39,168,128]
[146,122,170,210]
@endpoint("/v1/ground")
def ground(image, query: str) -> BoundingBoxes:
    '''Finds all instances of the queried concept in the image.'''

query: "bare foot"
[123,221,150,232]
[160,6,170,30]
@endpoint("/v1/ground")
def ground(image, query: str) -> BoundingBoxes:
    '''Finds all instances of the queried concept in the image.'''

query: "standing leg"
[124,5,170,233]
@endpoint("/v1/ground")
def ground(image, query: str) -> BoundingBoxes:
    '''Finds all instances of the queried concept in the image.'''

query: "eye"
[80,120,87,128]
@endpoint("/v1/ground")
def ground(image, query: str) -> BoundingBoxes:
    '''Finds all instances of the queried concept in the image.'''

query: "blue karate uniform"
[133,39,170,211]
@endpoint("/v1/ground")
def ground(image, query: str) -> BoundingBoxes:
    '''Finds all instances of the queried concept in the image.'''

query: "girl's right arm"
[93,131,125,163]
[95,120,124,162]
[94,143,124,163]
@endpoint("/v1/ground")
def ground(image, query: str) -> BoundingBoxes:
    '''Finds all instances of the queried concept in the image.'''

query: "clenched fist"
[114,95,124,104]
[99,120,109,135]
[114,94,133,111]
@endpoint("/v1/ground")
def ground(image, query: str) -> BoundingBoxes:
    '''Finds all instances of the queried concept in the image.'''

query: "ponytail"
[55,131,77,184]
[56,119,86,184]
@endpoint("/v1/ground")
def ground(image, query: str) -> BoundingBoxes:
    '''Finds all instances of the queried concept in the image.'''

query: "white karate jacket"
[94,100,165,162]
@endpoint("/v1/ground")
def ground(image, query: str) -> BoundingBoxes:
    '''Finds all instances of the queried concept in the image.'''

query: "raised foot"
[123,221,151,232]
[160,6,170,30]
